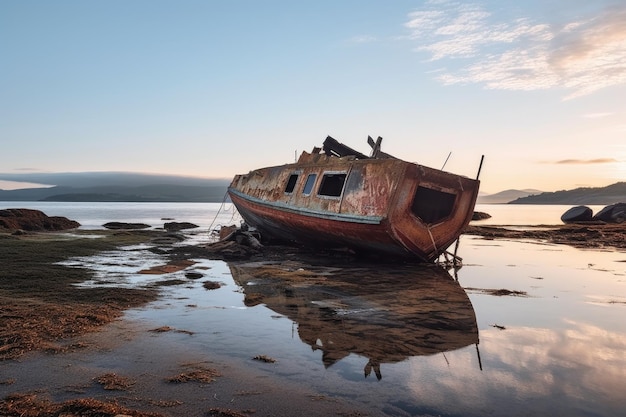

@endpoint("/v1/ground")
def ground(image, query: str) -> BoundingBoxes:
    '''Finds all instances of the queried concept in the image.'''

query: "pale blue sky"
[1,0,625,193]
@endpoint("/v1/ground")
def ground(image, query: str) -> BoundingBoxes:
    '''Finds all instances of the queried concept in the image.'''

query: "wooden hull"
[228,139,480,262]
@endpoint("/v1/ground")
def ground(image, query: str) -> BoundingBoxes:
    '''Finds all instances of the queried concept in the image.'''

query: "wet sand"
[1,318,371,416]
[464,223,626,250]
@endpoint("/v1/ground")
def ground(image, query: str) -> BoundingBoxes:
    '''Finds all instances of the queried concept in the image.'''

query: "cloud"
[346,35,377,44]
[408,323,626,412]
[555,158,618,164]
[583,112,614,118]
[403,1,626,99]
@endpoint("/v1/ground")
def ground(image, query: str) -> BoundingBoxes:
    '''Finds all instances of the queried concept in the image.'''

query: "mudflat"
[0,229,373,416]
[1,223,625,416]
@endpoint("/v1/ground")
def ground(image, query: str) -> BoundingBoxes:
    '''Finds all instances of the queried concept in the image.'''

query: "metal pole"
[441,151,452,170]
[476,155,485,180]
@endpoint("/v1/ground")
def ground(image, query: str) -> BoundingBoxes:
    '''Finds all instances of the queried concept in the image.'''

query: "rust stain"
[228,137,480,261]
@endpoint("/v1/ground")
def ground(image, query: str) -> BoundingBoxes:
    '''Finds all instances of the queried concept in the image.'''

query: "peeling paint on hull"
[228,138,480,262]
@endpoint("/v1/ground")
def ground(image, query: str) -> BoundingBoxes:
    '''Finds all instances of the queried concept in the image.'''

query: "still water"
[1,201,625,416]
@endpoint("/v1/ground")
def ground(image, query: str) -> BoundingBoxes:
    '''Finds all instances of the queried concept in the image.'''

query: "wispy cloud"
[582,112,614,118]
[347,35,377,44]
[554,158,618,164]
[403,1,626,99]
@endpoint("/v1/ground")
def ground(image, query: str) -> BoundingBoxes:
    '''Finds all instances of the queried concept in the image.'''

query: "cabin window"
[302,174,317,195]
[317,172,347,198]
[411,186,456,225]
[284,174,299,193]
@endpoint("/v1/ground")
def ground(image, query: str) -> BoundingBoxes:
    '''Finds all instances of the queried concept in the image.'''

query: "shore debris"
[203,227,264,259]
[166,367,221,384]
[465,287,528,297]
[207,408,252,417]
[94,372,135,390]
[253,355,277,363]
[0,394,163,417]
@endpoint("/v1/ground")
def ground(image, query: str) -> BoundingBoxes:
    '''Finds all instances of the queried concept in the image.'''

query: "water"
[0,201,241,230]
[0,201,609,229]
[1,201,625,416]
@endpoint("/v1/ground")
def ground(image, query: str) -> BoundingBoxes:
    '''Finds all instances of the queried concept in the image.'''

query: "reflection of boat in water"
[229,260,479,379]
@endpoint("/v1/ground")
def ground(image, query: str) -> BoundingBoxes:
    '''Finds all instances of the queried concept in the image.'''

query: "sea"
[1,201,625,416]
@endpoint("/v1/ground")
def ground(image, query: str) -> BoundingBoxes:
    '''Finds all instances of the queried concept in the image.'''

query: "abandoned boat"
[227,136,482,262]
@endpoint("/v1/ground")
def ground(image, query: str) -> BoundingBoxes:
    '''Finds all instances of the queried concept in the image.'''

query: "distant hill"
[0,172,230,202]
[0,171,229,188]
[509,182,626,205]
[3,172,624,205]
[478,189,543,204]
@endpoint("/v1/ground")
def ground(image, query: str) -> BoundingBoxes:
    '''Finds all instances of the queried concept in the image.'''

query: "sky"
[1,0,625,194]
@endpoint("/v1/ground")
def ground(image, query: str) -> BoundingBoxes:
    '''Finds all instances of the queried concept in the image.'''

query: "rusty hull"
[228,145,480,261]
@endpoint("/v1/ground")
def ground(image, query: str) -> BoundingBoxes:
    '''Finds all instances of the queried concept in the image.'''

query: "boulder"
[0,208,80,232]
[163,221,199,231]
[592,203,626,223]
[472,211,491,221]
[561,206,593,223]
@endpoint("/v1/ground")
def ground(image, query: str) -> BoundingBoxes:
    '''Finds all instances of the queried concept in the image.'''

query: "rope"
[427,227,438,258]
[208,192,235,234]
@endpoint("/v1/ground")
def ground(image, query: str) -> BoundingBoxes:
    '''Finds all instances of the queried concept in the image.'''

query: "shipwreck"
[227,136,482,262]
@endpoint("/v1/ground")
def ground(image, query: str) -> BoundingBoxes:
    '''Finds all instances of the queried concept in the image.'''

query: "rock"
[203,280,221,290]
[561,206,593,223]
[102,222,151,230]
[472,211,491,221]
[592,202,626,223]
[164,221,199,231]
[0,208,80,232]
[185,272,204,279]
